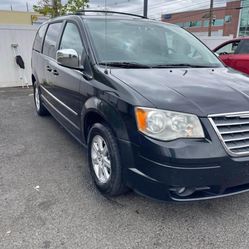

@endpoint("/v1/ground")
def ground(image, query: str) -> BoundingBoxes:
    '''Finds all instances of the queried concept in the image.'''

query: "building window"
[203,19,224,27]
[189,21,202,28]
[213,19,224,26]
[239,0,249,36]
[225,15,232,23]
[175,22,184,27]
[183,22,190,28]
[162,14,172,20]
[240,10,249,27]
[203,20,209,27]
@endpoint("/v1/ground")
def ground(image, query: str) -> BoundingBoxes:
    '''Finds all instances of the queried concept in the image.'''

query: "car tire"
[34,82,49,116]
[87,123,128,197]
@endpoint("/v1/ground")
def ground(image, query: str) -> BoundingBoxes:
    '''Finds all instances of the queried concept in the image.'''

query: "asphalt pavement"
[1,87,249,249]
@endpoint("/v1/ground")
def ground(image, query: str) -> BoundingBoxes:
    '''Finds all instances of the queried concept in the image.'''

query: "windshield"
[85,18,223,68]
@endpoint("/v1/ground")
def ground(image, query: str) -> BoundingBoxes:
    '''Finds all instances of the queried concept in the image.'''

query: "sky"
[1,0,228,19]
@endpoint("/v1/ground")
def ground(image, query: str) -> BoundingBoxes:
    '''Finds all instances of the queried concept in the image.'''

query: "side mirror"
[219,52,228,56]
[56,49,81,69]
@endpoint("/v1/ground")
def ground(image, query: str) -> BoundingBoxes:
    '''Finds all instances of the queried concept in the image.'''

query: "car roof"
[48,12,145,21]
[47,13,175,27]
[213,36,249,50]
[230,37,249,41]
[79,14,162,24]
[80,14,144,19]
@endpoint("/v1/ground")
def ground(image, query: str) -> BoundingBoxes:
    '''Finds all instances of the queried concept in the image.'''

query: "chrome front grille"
[209,112,249,156]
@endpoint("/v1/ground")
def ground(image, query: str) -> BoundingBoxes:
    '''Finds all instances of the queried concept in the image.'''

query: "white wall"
[193,30,224,37]
[198,35,234,50]
[0,25,37,87]
[0,25,235,88]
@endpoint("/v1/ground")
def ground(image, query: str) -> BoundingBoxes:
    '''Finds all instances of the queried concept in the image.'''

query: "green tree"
[33,0,65,17]
[64,0,89,13]
[33,0,89,17]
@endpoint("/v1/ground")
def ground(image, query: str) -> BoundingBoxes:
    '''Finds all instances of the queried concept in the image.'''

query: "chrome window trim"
[208,111,249,157]
[40,85,78,116]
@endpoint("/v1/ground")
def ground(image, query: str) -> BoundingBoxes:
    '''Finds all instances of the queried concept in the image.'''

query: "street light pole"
[208,0,214,37]
[144,0,148,18]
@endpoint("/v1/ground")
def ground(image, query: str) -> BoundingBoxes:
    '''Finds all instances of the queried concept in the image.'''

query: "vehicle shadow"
[43,112,249,227]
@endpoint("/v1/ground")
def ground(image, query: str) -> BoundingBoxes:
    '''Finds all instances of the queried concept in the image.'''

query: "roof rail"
[75,10,147,19]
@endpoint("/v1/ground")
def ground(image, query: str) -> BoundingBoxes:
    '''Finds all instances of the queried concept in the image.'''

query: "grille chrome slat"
[216,120,249,127]
[209,112,249,157]
[228,143,249,150]
[220,128,249,135]
[224,136,249,142]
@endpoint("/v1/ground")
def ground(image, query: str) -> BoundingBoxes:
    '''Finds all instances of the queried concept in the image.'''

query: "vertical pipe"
[144,0,148,18]
[208,0,214,37]
[236,1,242,37]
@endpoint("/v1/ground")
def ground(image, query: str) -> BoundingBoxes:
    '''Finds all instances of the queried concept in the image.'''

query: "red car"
[214,37,249,75]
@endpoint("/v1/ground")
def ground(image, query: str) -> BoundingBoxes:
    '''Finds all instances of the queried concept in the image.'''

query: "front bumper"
[127,153,249,201]
[118,119,249,201]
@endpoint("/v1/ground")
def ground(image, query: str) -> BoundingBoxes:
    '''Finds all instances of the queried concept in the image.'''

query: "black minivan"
[32,11,249,201]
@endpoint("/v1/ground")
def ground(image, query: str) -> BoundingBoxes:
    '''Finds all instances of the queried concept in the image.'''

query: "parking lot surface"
[1,87,249,249]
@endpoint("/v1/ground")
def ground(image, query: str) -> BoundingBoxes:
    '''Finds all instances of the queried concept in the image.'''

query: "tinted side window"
[216,41,240,55]
[43,22,62,59]
[59,22,85,61]
[238,40,249,54]
[33,24,48,52]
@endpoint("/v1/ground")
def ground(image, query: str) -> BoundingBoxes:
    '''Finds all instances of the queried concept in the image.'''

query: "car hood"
[110,67,249,117]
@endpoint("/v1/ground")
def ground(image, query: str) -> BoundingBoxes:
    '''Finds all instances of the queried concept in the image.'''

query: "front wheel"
[34,82,49,116]
[87,123,128,197]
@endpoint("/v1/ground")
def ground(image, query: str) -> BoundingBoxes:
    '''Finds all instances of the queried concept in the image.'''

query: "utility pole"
[208,0,214,37]
[52,0,61,17]
[144,0,148,18]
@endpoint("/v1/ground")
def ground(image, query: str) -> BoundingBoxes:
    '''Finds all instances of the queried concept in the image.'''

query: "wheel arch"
[81,97,129,144]
[31,72,39,86]
[32,74,36,85]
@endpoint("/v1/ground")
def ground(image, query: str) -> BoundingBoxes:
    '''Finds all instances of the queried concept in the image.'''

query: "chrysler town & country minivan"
[32,11,249,201]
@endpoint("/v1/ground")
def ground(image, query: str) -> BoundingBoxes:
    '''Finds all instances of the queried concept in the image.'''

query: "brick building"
[162,0,241,37]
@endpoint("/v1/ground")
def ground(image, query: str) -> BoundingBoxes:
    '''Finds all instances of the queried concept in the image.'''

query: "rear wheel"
[88,123,128,196]
[33,82,49,116]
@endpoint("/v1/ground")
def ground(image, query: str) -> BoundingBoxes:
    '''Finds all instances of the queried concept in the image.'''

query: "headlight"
[135,107,204,141]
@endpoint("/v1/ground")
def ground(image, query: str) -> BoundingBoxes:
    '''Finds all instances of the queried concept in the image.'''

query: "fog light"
[177,187,186,194]
[173,187,196,197]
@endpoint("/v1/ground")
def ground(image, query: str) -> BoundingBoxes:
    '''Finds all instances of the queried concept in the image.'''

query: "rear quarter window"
[33,24,48,53]
[43,22,62,59]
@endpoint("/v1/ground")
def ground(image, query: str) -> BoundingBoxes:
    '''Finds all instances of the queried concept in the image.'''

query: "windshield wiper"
[99,62,151,68]
[151,64,216,68]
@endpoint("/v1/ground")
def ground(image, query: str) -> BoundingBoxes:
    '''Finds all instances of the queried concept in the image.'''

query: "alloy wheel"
[35,86,40,111]
[91,135,111,184]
